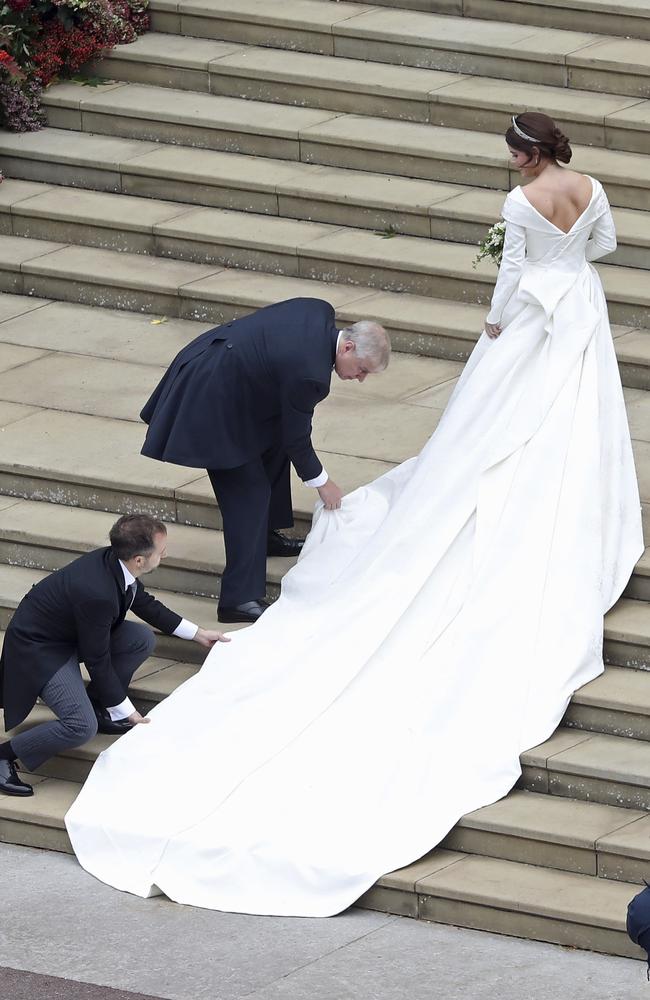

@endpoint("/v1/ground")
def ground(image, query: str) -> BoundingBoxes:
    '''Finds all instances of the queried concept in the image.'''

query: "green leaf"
[374,226,398,239]
[70,74,109,86]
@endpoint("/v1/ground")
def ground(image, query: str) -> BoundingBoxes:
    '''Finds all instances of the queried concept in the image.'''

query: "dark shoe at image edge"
[0,758,33,796]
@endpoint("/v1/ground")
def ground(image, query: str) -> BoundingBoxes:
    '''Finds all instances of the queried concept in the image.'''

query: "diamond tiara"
[511,116,539,144]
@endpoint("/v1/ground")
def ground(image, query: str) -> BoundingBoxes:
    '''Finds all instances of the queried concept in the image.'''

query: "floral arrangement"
[0,0,149,131]
[473,220,506,269]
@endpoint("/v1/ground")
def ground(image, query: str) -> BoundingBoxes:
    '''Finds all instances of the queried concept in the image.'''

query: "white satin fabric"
[66,176,643,916]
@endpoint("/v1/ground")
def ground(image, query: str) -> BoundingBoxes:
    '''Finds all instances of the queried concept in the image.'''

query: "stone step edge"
[331,0,650,43]
[4,173,650,264]
[0,450,360,530]
[91,36,650,146]
[7,237,648,377]
[39,81,650,197]
[4,225,650,341]
[359,853,644,958]
[441,787,650,868]
[145,0,650,88]
[5,128,650,232]
[0,497,294,590]
[0,235,493,362]
[4,500,648,595]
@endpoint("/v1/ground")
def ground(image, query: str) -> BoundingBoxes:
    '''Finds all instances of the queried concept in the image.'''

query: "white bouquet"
[473,221,506,269]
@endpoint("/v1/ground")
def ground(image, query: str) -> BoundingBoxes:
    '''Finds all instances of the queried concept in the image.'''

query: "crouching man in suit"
[140,297,391,624]
[0,513,228,796]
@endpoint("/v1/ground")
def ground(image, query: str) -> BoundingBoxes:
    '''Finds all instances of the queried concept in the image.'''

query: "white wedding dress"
[66,176,643,916]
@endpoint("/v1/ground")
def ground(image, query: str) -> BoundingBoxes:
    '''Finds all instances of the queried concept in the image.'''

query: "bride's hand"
[485,321,502,339]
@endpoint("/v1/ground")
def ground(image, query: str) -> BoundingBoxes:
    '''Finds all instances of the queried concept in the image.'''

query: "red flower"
[0,51,23,78]
[6,0,31,11]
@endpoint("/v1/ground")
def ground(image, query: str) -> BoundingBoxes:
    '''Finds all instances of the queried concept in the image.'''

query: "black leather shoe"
[0,759,33,796]
[91,703,135,736]
[267,530,304,557]
[218,599,269,624]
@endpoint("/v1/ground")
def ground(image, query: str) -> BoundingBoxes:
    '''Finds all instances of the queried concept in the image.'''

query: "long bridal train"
[66,178,643,916]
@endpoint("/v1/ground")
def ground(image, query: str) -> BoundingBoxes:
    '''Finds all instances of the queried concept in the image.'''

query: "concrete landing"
[0,842,646,1000]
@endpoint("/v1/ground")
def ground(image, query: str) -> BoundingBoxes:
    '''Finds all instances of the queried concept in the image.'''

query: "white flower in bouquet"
[473,221,506,269]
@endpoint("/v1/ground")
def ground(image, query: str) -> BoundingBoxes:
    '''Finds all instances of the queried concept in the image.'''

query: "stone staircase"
[0,0,649,958]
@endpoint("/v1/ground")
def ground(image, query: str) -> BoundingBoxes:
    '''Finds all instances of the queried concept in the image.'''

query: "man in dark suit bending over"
[0,513,228,796]
[140,298,390,624]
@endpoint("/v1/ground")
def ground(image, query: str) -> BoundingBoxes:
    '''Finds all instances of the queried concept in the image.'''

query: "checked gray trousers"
[10,621,155,772]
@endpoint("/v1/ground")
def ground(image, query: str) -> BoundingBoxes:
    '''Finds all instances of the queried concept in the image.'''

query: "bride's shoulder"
[501,186,530,223]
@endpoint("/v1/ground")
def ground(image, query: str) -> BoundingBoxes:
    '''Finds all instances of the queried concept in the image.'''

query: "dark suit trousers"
[208,443,293,607]
[10,622,155,771]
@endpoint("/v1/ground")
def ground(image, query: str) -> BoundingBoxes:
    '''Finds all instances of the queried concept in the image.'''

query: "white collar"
[333,330,343,369]
[119,559,136,590]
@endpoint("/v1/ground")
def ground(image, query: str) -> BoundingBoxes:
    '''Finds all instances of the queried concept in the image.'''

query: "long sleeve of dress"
[585,203,617,262]
[486,220,526,325]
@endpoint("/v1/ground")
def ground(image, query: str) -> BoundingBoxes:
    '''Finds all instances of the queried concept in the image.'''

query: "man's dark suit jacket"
[0,547,181,730]
[140,297,338,481]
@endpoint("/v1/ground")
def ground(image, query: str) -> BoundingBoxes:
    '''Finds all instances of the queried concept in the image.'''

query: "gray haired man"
[140,298,391,624]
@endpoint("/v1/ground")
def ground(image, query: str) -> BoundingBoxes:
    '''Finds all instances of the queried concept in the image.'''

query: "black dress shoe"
[267,530,304,557]
[218,599,269,624]
[91,703,135,736]
[0,759,33,797]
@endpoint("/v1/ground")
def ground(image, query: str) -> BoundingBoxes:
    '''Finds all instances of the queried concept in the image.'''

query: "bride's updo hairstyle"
[506,112,572,164]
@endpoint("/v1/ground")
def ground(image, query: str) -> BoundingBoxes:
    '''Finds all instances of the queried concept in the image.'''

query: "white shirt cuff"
[304,468,328,488]
[107,696,136,722]
[173,618,199,640]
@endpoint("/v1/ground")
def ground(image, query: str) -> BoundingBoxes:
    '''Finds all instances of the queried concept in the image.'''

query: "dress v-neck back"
[516,176,596,235]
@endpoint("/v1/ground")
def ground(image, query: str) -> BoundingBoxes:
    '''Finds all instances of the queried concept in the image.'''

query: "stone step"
[147,0,650,94]
[3,236,648,380]
[3,189,650,334]
[0,493,647,613]
[342,0,650,43]
[1,396,647,546]
[40,82,650,212]
[442,788,650,884]
[0,771,78,853]
[396,851,647,957]
[603,597,650,670]
[3,143,650,273]
[358,850,643,958]
[0,234,486,361]
[626,544,650,602]
[0,497,293,599]
[91,34,650,155]
[0,404,397,536]
[566,664,650,741]
[519,725,650,810]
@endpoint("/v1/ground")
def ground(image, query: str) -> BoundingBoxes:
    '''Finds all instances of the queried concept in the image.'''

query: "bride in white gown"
[66,112,643,916]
